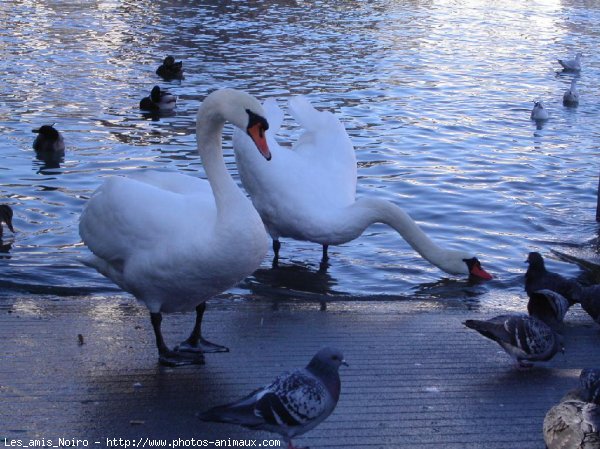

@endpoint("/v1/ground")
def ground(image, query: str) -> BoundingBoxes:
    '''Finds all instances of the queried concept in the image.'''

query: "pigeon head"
[526,252,545,271]
[307,347,347,373]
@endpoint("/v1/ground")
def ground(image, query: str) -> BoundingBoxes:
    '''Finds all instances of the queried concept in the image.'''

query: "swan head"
[200,89,271,160]
[462,257,493,280]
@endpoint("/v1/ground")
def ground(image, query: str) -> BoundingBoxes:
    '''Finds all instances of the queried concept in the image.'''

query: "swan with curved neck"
[80,89,271,366]
[232,96,492,279]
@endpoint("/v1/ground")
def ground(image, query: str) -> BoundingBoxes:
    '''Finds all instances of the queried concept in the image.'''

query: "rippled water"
[0,0,598,310]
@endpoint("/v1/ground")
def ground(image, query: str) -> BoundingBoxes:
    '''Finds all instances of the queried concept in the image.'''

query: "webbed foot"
[176,337,229,354]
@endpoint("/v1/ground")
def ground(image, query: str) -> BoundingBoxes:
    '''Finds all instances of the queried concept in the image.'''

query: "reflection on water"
[0,0,599,311]
[245,263,342,298]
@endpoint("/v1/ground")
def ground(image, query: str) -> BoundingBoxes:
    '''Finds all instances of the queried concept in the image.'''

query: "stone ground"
[1,291,599,449]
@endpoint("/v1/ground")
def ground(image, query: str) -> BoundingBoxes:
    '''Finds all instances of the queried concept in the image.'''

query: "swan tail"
[80,254,128,290]
[289,95,325,132]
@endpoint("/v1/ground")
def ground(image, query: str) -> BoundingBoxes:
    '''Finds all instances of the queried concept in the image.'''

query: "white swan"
[232,96,492,280]
[80,89,272,366]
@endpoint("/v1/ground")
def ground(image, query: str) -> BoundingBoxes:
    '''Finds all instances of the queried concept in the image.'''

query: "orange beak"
[247,122,271,161]
[471,264,493,280]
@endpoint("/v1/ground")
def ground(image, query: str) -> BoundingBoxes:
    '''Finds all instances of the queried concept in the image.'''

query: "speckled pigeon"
[544,369,600,449]
[463,313,564,367]
[199,347,347,449]
[525,252,582,305]
[527,289,570,329]
[544,400,600,449]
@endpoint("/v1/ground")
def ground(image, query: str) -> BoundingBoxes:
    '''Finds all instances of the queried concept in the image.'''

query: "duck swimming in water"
[530,101,549,121]
[140,85,177,113]
[32,124,65,154]
[156,56,184,80]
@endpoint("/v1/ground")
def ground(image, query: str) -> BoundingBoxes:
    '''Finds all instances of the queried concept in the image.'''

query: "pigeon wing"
[504,315,555,358]
[256,369,329,428]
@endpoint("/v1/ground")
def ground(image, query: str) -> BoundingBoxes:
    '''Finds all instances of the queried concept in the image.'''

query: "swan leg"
[272,239,281,268]
[176,303,229,354]
[150,312,205,366]
[318,244,329,273]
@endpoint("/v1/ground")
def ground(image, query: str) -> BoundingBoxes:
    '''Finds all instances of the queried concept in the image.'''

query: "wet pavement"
[1,291,600,449]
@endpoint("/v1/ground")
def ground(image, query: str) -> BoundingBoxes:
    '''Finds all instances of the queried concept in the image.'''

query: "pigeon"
[527,289,570,329]
[578,285,600,325]
[156,55,184,80]
[32,124,65,154]
[558,52,583,72]
[525,252,582,306]
[139,85,177,112]
[544,400,600,449]
[531,101,549,120]
[199,347,347,449]
[463,313,564,367]
[0,205,15,239]
[563,78,580,107]
[544,369,600,449]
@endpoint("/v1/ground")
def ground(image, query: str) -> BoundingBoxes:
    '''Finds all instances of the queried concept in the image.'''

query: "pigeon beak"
[341,359,349,367]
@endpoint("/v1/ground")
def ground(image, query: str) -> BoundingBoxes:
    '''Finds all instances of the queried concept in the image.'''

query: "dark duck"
[140,85,177,113]
[156,56,183,80]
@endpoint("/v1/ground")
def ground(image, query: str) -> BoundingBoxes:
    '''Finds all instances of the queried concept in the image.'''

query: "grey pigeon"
[525,252,582,306]
[527,289,570,329]
[463,314,564,367]
[544,369,600,449]
[199,347,347,449]
[544,400,600,449]
[578,285,600,325]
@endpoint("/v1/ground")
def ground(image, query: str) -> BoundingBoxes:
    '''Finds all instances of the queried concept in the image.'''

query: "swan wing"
[288,95,357,200]
[79,174,215,268]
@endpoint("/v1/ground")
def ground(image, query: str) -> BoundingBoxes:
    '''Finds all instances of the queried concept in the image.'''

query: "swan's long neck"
[348,198,469,275]
[196,110,247,213]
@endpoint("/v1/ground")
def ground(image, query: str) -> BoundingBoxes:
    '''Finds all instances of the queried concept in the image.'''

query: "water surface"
[0,0,598,311]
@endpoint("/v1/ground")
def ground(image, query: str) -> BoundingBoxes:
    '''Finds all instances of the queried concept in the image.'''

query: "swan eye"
[246,109,269,134]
